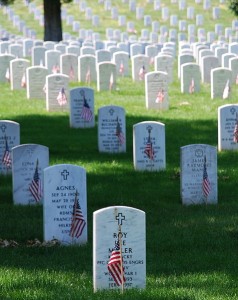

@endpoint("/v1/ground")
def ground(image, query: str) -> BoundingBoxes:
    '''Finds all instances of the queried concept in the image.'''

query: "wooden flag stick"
[118,224,124,293]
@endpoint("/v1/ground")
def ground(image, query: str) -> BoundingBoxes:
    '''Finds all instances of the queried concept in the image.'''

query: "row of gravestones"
[2,56,236,119]
[72,0,222,21]
[2,104,238,290]
[178,40,238,98]
[1,43,173,105]
[2,102,238,203]
[0,41,230,102]
[1,126,146,289]
[0,38,176,63]
[18,0,238,44]
[1,35,238,64]
[2,1,238,45]
[2,38,238,99]
[3,35,238,61]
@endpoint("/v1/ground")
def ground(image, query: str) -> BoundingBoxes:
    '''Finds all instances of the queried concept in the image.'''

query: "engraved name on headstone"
[180,144,217,205]
[93,206,146,291]
[70,87,95,128]
[12,144,49,205]
[0,120,20,175]
[218,104,238,151]
[133,121,166,171]
[44,164,87,245]
[98,105,126,153]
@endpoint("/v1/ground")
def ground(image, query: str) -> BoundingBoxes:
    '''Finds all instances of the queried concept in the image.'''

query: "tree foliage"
[0,0,72,4]
[0,0,14,5]
[229,0,238,16]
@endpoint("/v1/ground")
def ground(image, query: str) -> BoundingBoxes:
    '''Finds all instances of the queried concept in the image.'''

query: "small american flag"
[69,190,86,238]
[52,65,60,74]
[139,65,146,80]
[5,68,10,82]
[85,67,91,84]
[69,65,75,80]
[57,87,67,106]
[189,78,195,94]
[81,96,93,122]
[107,240,126,286]
[144,135,154,160]
[202,156,211,197]
[236,74,238,85]
[43,83,47,94]
[149,56,154,65]
[2,136,11,168]
[109,72,114,91]
[119,61,124,75]
[21,72,26,88]
[223,79,230,99]
[233,114,238,143]
[155,89,165,103]
[29,159,42,202]
[115,117,125,145]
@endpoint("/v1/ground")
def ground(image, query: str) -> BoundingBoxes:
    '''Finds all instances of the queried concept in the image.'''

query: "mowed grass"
[0,1,238,299]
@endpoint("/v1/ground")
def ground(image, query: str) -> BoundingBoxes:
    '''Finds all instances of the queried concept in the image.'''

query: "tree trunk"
[44,0,62,41]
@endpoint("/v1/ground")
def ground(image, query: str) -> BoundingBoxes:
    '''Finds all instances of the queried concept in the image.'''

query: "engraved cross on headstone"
[27,147,34,157]
[109,108,114,116]
[116,213,125,225]
[230,107,236,115]
[0,124,7,133]
[61,169,69,180]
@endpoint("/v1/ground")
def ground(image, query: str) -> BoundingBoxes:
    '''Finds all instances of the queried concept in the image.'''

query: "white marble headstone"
[31,46,47,66]
[229,57,238,84]
[133,121,166,171]
[131,54,150,82]
[112,51,129,77]
[45,49,61,74]
[145,71,169,110]
[181,63,201,94]
[9,43,23,58]
[178,53,194,78]
[12,144,49,205]
[154,54,174,83]
[97,62,116,91]
[0,54,15,83]
[180,144,217,205]
[130,43,143,58]
[43,164,87,245]
[218,104,238,151]
[60,53,78,82]
[78,54,97,84]
[93,206,146,291]
[96,49,111,64]
[70,87,95,128]
[0,120,20,175]
[26,65,49,99]
[211,67,232,99]
[46,74,69,111]
[23,39,33,57]
[200,55,219,84]
[10,58,30,90]
[98,105,126,153]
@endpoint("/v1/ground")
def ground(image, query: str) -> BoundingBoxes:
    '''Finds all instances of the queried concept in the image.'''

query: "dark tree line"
[0,0,73,41]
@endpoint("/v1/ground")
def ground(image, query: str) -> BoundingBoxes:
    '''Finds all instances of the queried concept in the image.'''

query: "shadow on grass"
[14,112,219,164]
[0,113,238,299]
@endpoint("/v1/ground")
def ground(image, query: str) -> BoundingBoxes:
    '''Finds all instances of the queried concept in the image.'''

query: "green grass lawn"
[0,1,238,299]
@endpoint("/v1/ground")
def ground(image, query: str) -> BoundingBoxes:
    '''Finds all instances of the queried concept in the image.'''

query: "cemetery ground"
[0,0,238,298]
[0,72,238,299]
